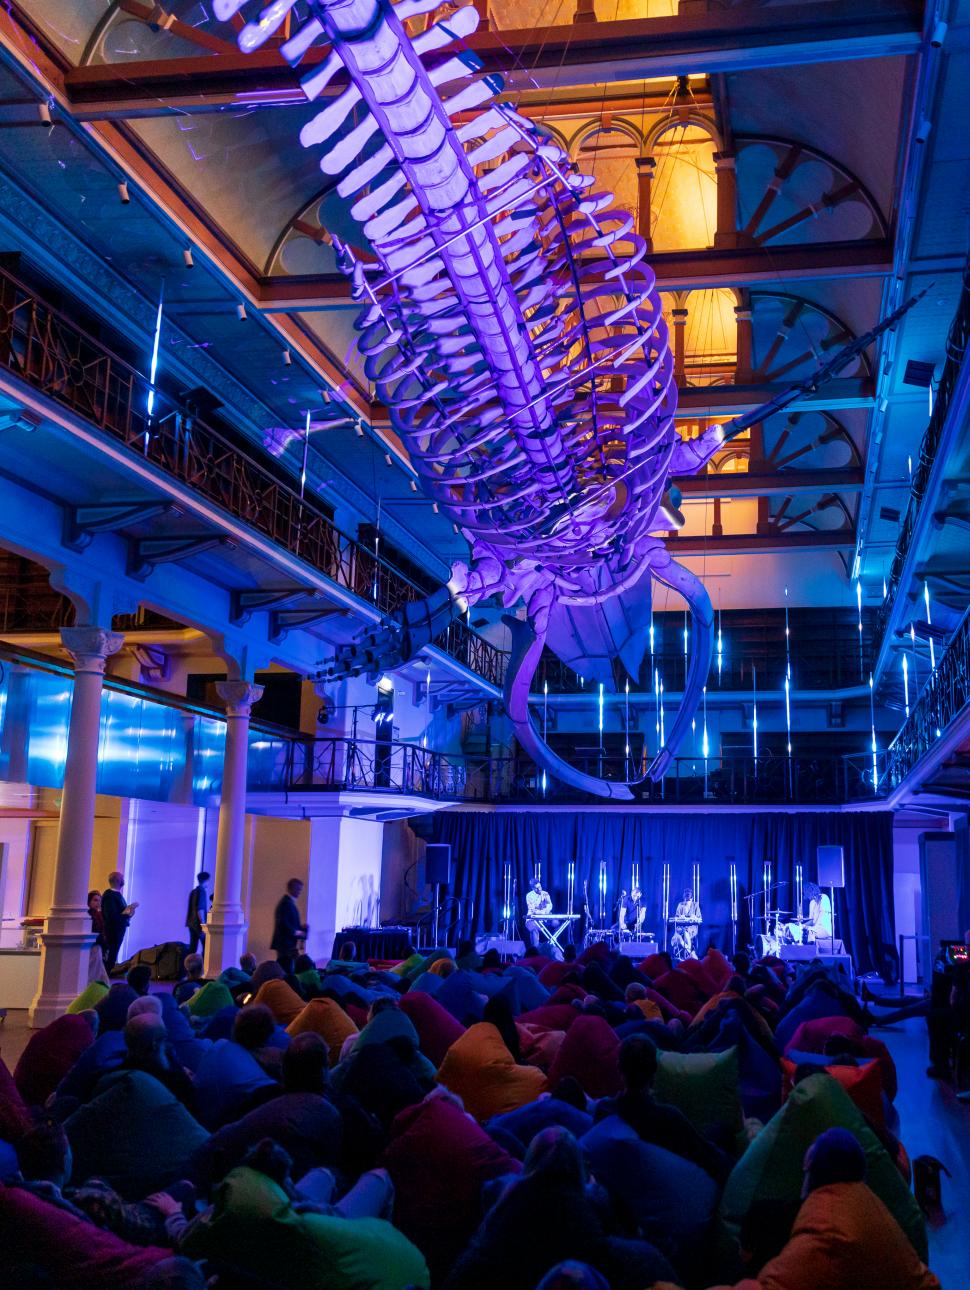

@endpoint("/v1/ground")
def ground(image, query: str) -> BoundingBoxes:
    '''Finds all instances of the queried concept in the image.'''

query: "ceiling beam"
[255,242,895,312]
[666,529,855,555]
[674,468,865,499]
[59,2,922,118]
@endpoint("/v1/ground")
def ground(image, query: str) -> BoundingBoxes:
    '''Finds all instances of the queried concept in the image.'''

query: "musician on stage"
[525,876,553,945]
[618,886,646,936]
[673,888,702,959]
[804,881,833,944]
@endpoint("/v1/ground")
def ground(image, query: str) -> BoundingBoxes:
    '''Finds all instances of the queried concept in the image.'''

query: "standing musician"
[525,876,553,945]
[618,886,646,936]
[672,887,702,960]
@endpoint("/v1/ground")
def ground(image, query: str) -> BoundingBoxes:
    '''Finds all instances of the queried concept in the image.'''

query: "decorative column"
[734,297,754,384]
[204,680,263,975]
[713,152,745,250]
[671,306,689,384]
[635,156,656,251]
[30,626,124,1026]
[573,0,596,22]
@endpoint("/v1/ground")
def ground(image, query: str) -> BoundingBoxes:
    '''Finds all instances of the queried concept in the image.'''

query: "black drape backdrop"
[421,810,896,975]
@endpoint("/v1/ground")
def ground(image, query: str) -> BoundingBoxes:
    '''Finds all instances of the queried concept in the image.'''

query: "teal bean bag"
[65,1070,208,1199]
[718,1072,926,1263]
[181,1165,429,1289]
[655,1046,745,1142]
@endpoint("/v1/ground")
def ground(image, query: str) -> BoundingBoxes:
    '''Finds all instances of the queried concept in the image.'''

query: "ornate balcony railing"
[0,264,506,691]
[262,734,888,806]
[885,604,970,791]
[873,258,970,658]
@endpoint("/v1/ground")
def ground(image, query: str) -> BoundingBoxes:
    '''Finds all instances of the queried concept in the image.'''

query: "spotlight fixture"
[432,502,439,513]
[355,421,365,438]
[322,390,331,404]
[410,479,418,492]
[38,103,51,124]
[183,248,194,268]
[236,303,247,321]
[384,452,393,466]
[282,348,292,365]
[118,181,130,204]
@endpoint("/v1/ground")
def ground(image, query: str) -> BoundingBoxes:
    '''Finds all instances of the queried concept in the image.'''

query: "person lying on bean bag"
[382,1089,521,1280]
[436,1023,548,1122]
[288,996,359,1065]
[15,1013,97,1108]
[445,1126,676,1290]
[708,1128,939,1290]
[399,991,465,1068]
[177,1162,430,1290]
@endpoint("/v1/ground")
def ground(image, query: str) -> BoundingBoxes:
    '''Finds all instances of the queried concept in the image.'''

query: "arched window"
[650,122,718,251]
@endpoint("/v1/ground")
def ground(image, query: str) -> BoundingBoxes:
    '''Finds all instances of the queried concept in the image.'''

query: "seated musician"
[673,888,701,959]
[525,877,553,945]
[803,881,833,944]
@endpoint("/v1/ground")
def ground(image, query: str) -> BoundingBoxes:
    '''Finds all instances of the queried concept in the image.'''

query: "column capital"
[60,626,125,674]
[635,155,656,174]
[216,680,264,717]
[712,152,737,171]
[671,308,689,323]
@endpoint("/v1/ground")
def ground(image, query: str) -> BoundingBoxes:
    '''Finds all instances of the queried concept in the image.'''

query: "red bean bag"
[14,1015,95,1108]
[546,1015,621,1098]
[537,960,578,989]
[548,984,588,1005]
[0,1184,170,1287]
[787,1017,897,1100]
[516,1003,581,1032]
[703,947,734,990]
[781,1056,885,1128]
[0,1054,32,1142]
[382,1094,521,1277]
[345,1002,369,1029]
[516,1022,566,1069]
[639,953,670,978]
[435,1023,547,1121]
[643,987,691,1026]
[577,940,609,965]
[652,969,707,1017]
[400,992,465,1068]
[679,958,720,998]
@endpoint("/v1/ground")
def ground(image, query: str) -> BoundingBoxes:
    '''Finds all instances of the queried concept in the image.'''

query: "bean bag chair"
[652,969,707,1016]
[774,989,852,1051]
[655,1046,744,1141]
[94,983,139,1031]
[546,1016,621,1099]
[629,998,664,1023]
[0,1055,32,1142]
[66,981,109,1014]
[679,958,720,998]
[399,992,465,1068]
[428,956,456,977]
[0,1139,18,1179]
[296,968,323,993]
[53,1029,127,1106]
[435,1023,547,1121]
[65,1070,208,1199]
[0,1184,171,1288]
[718,1072,927,1263]
[582,1116,719,1276]
[703,947,734,990]
[391,952,426,978]
[516,1022,566,1069]
[382,1094,520,1277]
[580,962,625,1003]
[354,1008,421,1053]
[181,1165,429,1289]
[517,1003,581,1032]
[486,1097,592,1152]
[434,970,487,1025]
[643,986,691,1026]
[577,940,609,965]
[185,980,235,1019]
[691,1008,782,1125]
[504,965,550,1012]
[14,1014,95,1107]
[781,1054,885,1127]
[345,1002,369,1029]
[548,983,588,1005]
[538,960,579,990]
[156,994,212,1073]
[788,1016,898,1100]
[189,1091,342,1189]
[639,952,670,978]
[252,978,305,1026]
[288,997,358,1064]
[335,1041,428,1128]
[409,971,443,998]
[193,1038,278,1129]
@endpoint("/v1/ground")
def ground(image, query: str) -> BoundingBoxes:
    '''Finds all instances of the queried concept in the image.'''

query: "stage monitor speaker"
[619,938,657,958]
[425,843,452,886]
[817,845,845,888]
[476,936,525,957]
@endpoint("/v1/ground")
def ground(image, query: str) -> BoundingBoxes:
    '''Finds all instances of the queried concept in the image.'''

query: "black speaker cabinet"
[817,845,845,888]
[425,843,452,886]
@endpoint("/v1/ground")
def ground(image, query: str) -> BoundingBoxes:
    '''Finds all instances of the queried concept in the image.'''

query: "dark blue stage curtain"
[419,810,896,975]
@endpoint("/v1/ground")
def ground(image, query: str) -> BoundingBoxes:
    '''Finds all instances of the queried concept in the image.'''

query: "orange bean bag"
[435,1022,547,1121]
[287,998,358,1065]
[252,979,305,1026]
[630,998,663,1023]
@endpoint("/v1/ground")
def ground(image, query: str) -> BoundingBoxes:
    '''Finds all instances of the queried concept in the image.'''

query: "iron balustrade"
[0,264,506,690]
[874,257,970,657]
[885,604,970,790]
[261,735,888,806]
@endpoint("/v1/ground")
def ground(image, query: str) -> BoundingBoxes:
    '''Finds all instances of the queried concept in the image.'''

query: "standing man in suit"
[186,870,211,955]
[101,870,139,972]
[272,877,309,973]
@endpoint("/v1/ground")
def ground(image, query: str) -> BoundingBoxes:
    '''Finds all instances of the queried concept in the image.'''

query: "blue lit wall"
[0,663,288,806]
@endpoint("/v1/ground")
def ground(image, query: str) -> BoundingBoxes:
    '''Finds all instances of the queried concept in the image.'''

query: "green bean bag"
[185,980,235,1018]
[181,1165,429,1289]
[66,981,109,1014]
[655,1045,744,1141]
[65,1070,209,1200]
[718,1072,926,1263]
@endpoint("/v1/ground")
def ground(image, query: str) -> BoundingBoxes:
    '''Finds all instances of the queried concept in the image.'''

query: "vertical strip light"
[902,652,910,718]
[910,622,919,693]
[856,579,864,679]
[624,677,630,774]
[300,408,310,499]
[423,666,431,748]
[752,664,759,764]
[716,606,723,682]
[145,283,164,444]
[784,586,792,758]
[924,581,936,671]
[869,671,878,791]
[542,678,548,796]
[649,609,655,664]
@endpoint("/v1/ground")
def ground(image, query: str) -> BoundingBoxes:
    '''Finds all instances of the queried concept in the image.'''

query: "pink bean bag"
[537,960,579,989]
[703,947,734,990]
[788,1017,897,1100]
[644,987,691,1027]
[547,1015,621,1098]
[548,984,588,1005]
[679,958,721,998]
[516,1022,566,1069]
[14,1015,95,1108]
[516,1003,581,1032]
[400,992,466,1068]
[652,969,707,1017]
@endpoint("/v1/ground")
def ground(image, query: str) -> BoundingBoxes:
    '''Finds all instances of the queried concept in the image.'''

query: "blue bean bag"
[193,1039,278,1129]
[486,1097,592,1152]
[199,1004,239,1042]
[0,1138,20,1179]
[158,994,212,1072]
[65,1071,208,1199]
[409,971,444,997]
[774,989,852,1052]
[694,1008,782,1125]
[581,1115,718,1274]
[504,965,550,1013]
[434,971,486,1025]
[54,1030,127,1105]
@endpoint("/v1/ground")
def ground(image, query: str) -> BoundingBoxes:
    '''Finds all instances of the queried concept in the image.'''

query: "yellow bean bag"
[435,1022,547,1121]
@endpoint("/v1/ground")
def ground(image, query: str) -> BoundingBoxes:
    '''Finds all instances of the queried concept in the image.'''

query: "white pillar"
[204,680,263,975]
[30,626,124,1026]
